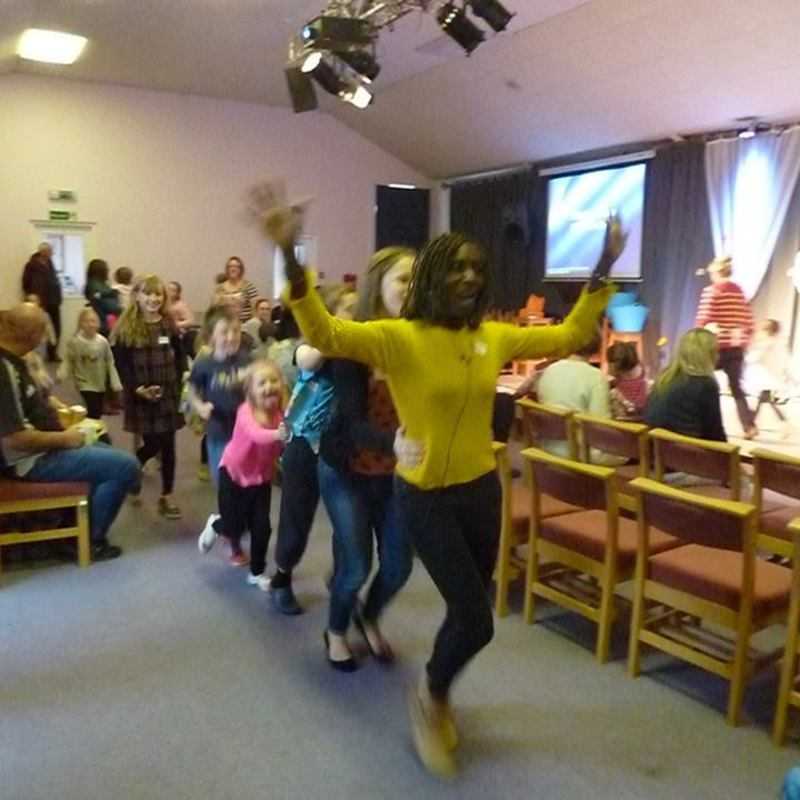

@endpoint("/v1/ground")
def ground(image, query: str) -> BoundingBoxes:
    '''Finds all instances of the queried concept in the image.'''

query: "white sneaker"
[198,514,220,554]
[246,573,271,591]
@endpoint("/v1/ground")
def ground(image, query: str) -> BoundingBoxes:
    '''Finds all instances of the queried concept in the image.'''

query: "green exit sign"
[48,210,72,221]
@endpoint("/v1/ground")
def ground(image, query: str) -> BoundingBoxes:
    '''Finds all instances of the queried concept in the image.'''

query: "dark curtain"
[450,169,537,310]
[640,142,714,369]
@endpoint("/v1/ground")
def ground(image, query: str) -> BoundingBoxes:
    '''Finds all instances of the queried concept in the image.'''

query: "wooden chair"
[649,428,741,501]
[751,449,800,559]
[521,448,680,662]
[492,401,581,617]
[517,398,578,458]
[574,413,649,513]
[493,439,578,617]
[773,518,800,744]
[0,480,90,579]
[627,477,791,725]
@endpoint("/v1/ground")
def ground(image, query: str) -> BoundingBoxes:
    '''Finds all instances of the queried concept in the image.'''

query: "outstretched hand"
[249,179,309,251]
[588,213,628,291]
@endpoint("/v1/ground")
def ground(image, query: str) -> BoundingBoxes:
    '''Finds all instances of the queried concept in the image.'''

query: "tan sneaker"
[440,706,459,752]
[407,682,457,778]
[158,496,182,520]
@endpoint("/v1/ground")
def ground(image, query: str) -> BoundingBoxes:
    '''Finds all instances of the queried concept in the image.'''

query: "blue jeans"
[24,444,141,543]
[318,459,413,634]
[206,435,228,488]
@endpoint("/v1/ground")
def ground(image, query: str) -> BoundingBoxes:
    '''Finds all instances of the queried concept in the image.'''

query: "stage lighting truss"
[286,1,514,112]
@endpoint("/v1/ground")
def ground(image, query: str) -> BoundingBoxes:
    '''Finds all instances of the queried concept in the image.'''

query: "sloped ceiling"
[2,0,799,177]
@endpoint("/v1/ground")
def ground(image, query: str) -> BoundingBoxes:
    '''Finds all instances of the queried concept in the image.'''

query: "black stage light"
[301,16,373,50]
[301,51,345,95]
[437,2,484,54]
[469,0,514,32]
[284,66,318,113]
[338,49,381,82]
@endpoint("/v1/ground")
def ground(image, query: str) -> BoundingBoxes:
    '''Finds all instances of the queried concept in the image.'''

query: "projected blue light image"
[545,162,646,281]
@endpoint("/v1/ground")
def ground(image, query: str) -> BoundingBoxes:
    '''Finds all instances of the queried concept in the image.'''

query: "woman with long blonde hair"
[645,328,726,441]
[112,274,186,518]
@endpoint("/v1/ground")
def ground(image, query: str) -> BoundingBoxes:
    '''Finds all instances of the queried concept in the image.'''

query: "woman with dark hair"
[84,259,121,336]
[264,203,623,776]
[318,247,416,670]
[214,256,259,322]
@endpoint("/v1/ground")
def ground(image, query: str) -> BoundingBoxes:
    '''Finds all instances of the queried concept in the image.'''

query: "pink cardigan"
[219,403,284,487]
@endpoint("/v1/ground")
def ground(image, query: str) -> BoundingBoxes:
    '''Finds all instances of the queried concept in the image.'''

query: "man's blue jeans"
[318,459,412,634]
[24,444,141,543]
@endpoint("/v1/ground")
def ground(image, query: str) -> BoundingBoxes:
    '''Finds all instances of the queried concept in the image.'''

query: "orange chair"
[521,448,679,662]
[649,428,740,501]
[627,477,791,725]
[773,518,800,744]
[0,480,90,579]
[574,414,649,513]
[751,449,800,559]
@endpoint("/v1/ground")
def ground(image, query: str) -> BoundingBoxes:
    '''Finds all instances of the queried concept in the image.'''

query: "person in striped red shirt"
[695,256,757,438]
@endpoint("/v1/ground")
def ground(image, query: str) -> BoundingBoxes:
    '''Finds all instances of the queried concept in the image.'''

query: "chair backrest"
[630,477,754,552]
[522,447,613,511]
[574,413,648,466]
[517,399,577,459]
[522,294,545,317]
[649,428,740,496]
[752,449,800,505]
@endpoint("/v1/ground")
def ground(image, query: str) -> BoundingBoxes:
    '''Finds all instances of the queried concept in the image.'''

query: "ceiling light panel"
[17,28,88,65]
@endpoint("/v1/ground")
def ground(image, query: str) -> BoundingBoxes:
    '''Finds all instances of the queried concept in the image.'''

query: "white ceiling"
[3,0,800,178]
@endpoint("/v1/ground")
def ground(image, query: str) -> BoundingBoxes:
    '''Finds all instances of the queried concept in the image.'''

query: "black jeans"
[137,432,176,495]
[217,467,272,576]
[395,470,501,699]
[274,437,319,574]
[81,391,105,420]
[80,391,112,445]
[717,348,754,430]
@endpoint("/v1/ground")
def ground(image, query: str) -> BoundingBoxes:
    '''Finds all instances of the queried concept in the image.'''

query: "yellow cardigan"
[289,277,614,490]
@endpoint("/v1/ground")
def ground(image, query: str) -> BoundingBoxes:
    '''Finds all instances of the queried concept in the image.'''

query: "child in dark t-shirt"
[189,306,252,489]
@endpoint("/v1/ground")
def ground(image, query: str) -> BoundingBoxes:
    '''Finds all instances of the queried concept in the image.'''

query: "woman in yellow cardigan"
[265,205,623,777]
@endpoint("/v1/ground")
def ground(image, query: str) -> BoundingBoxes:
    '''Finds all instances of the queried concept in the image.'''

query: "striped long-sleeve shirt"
[695,280,753,350]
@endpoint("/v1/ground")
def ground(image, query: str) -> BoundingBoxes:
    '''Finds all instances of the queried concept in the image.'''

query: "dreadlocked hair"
[355,246,416,321]
[401,233,490,330]
[111,273,171,347]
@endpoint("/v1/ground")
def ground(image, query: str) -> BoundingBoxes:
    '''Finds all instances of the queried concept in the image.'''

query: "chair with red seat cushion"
[752,449,800,559]
[492,401,580,618]
[521,447,680,663]
[0,479,90,579]
[627,477,790,726]
[574,413,649,513]
[773,518,800,745]
[494,443,579,617]
[649,427,741,500]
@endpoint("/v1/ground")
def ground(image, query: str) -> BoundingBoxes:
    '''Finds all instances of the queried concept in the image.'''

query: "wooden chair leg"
[494,521,511,617]
[774,579,800,744]
[77,500,90,568]
[596,569,615,664]
[523,539,539,625]
[627,568,646,678]
[727,618,753,726]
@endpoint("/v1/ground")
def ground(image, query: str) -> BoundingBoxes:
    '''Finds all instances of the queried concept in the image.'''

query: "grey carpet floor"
[2,419,799,800]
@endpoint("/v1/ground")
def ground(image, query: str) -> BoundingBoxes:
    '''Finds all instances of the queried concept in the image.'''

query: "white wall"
[0,75,430,312]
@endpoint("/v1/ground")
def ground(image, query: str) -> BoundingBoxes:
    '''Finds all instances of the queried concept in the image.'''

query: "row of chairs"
[492,400,800,743]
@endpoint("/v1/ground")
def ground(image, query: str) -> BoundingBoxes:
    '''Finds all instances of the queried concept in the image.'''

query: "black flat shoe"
[353,608,395,665]
[323,632,358,673]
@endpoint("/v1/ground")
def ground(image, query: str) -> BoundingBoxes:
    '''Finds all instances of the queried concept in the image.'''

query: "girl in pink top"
[198,359,287,586]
